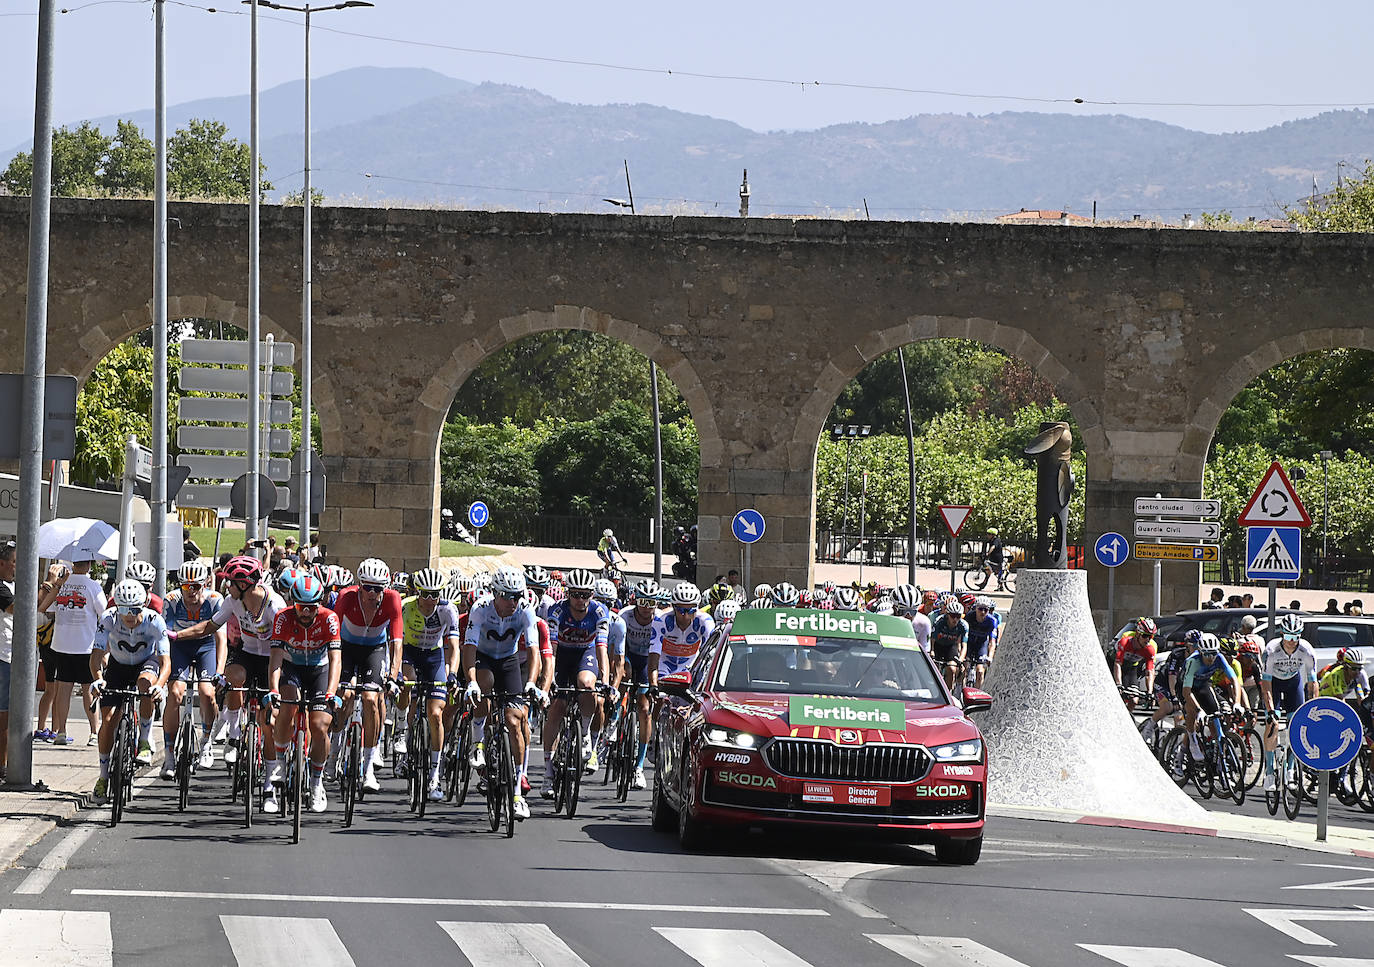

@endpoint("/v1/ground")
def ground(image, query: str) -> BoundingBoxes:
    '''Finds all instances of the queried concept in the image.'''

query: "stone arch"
[408,305,723,468]
[1183,326,1372,480]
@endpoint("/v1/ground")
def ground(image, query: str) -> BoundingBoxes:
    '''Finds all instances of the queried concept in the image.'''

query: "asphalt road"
[3,749,1372,966]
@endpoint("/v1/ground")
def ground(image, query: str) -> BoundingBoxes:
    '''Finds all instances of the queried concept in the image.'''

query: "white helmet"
[1277,613,1304,637]
[892,584,921,610]
[491,566,527,597]
[748,596,772,610]
[671,583,700,607]
[603,528,614,538]
[974,595,995,611]
[594,578,618,602]
[177,560,211,585]
[565,569,596,592]
[1197,632,1222,657]
[357,557,391,586]
[832,587,862,611]
[715,599,741,623]
[125,560,156,586]
[112,578,149,612]
[771,582,800,608]
[753,583,771,599]
[412,567,447,594]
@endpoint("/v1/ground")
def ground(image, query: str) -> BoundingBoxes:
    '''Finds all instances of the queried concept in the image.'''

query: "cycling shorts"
[474,652,524,700]
[1271,675,1303,715]
[554,647,599,689]
[403,644,448,702]
[169,638,217,684]
[100,658,160,709]
[226,647,270,691]
[1121,663,1146,690]
[280,661,332,712]
[339,642,386,692]
[1153,678,1176,703]
[1192,683,1221,717]
[932,640,962,664]
[626,651,651,686]
[967,638,991,662]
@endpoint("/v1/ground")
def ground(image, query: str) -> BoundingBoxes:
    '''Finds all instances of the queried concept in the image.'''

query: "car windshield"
[713,637,946,703]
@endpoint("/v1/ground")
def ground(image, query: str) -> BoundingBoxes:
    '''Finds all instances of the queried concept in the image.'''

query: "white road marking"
[438,922,591,967]
[1243,908,1374,946]
[220,916,356,967]
[69,888,827,916]
[0,909,112,967]
[1300,864,1374,873]
[765,858,891,918]
[1286,866,1374,892]
[656,927,813,966]
[1290,958,1374,967]
[867,934,1032,967]
[1081,944,1230,967]
[15,774,158,895]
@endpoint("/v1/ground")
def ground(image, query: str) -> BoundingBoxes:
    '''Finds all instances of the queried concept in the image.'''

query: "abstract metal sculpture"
[1024,421,1074,568]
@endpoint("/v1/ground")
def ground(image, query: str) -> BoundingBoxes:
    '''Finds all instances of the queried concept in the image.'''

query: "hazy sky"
[2,0,1371,138]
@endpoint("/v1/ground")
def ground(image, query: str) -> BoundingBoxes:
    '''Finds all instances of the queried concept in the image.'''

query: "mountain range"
[5,66,1372,220]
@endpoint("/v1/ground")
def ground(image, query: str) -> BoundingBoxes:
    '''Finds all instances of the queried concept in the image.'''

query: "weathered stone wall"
[3,196,1373,627]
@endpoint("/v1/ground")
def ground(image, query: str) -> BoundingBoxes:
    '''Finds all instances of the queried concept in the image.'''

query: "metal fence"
[468,512,667,554]
[1203,555,1374,593]
[815,530,1087,571]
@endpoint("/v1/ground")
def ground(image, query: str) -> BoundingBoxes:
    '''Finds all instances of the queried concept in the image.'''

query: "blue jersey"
[464,599,541,661]
[618,606,658,656]
[1183,653,1236,690]
[162,589,225,647]
[967,613,999,649]
[606,612,627,657]
[547,599,610,651]
[95,609,170,666]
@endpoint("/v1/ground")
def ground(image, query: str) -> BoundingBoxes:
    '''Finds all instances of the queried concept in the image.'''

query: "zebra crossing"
[5,909,1370,967]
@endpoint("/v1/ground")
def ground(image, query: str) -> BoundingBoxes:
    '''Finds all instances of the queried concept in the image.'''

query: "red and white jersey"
[271,608,341,667]
[332,586,404,647]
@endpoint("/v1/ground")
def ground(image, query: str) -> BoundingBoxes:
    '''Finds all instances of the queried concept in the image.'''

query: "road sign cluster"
[1130,496,1219,564]
[1240,460,1309,582]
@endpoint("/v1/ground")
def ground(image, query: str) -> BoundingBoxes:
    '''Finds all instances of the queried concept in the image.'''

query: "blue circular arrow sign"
[1289,696,1364,771]
[468,501,490,529]
[732,508,765,544]
[1094,531,1128,568]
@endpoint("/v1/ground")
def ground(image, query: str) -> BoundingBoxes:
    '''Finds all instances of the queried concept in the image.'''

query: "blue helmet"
[289,572,325,605]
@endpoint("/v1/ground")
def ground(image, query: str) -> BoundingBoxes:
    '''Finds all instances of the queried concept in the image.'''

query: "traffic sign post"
[1133,543,1219,562]
[1133,519,1221,541]
[468,501,489,544]
[938,505,972,593]
[732,509,766,591]
[1237,461,1311,640]
[1289,697,1365,841]
[1133,497,1220,517]
[1133,493,1220,616]
[1094,531,1128,636]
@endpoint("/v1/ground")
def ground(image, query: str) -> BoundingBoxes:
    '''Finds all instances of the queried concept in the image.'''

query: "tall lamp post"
[828,424,871,555]
[1320,449,1333,586]
[244,0,373,551]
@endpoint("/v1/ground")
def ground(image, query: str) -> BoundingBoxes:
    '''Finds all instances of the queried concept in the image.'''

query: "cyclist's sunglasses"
[180,581,204,591]
[568,590,592,600]
[295,602,320,611]
[118,605,142,616]
[418,589,442,599]
[674,605,696,614]
[360,583,386,594]
[634,597,657,608]
[496,590,524,601]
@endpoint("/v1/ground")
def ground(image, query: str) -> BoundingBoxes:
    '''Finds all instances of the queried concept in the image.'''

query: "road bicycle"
[225,685,272,829]
[334,672,367,828]
[962,554,1015,593]
[1263,712,1305,820]
[395,678,439,818]
[442,690,474,807]
[1161,709,1245,805]
[482,687,519,838]
[272,687,328,845]
[613,683,651,802]
[92,688,141,828]
[171,670,211,813]
[551,686,591,818]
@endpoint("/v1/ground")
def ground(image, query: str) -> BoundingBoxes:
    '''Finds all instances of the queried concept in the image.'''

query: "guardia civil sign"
[788,696,907,729]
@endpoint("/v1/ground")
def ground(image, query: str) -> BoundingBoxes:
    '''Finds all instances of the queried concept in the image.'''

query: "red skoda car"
[652,607,990,864]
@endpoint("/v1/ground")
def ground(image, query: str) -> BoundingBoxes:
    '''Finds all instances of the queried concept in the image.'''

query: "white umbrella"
[36,516,121,562]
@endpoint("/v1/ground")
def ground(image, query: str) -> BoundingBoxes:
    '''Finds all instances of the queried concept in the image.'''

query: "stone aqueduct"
[3,196,1373,624]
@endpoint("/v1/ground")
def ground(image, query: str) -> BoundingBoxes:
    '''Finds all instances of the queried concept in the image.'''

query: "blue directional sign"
[1245,525,1301,582]
[1094,531,1128,568]
[1289,697,1364,771]
[467,501,489,529]
[731,508,765,544]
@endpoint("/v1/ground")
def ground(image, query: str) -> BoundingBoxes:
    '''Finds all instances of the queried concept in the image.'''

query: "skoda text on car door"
[652,607,991,865]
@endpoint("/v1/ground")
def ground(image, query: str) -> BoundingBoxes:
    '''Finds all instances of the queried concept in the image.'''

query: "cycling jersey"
[332,586,404,647]
[270,607,341,667]
[597,536,621,558]
[1261,639,1318,682]
[967,612,1001,659]
[1319,664,1370,700]
[464,598,541,661]
[519,617,553,663]
[930,617,968,661]
[619,607,658,656]
[1114,631,1157,672]
[606,611,627,657]
[1182,653,1236,691]
[651,610,714,676]
[905,611,932,651]
[94,609,170,666]
[162,589,225,647]
[1211,656,1242,689]
[400,596,461,651]
[547,599,610,651]
[213,587,286,659]
[1156,647,1189,699]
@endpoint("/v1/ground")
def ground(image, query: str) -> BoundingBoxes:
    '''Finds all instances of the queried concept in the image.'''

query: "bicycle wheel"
[1220,735,1245,806]
[485,722,502,833]
[176,715,193,812]
[342,724,359,828]
[566,713,584,819]
[1355,747,1374,814]
[962,568,987,592]
[242,717,257,829]
[617,712,638,803]
[494,728,516,838]
[1240,727,1263,791]
[291,728,304,845]
[109,718,126,828]
[455,718,473,807]
[1160,729,1190,787]
[1192,739,1214,799]
[552,718,570,814]
[1282,753,1303,820]
[416,713,432,819]
[602,714,616,787]
[1003,569,1016,593]
[1264,770,1280,815]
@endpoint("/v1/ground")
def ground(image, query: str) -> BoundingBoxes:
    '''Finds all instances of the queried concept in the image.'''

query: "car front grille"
[703,775,981,822]
[764,739,931,783]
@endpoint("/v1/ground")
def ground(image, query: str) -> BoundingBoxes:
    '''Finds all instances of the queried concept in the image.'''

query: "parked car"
[1253,614,1374,676]
[652,607,990,864]
[1107,608,1305,656]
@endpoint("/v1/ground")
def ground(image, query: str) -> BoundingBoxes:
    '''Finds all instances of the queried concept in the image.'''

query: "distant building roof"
[995,209,1094,225]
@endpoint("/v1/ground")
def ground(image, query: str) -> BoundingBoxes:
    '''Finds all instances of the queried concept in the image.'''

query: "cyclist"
[594,578,626,763]
[965,595,1000,688]
[1233,616,1265,707]
[265,572,341,814]
[982,528,1008,590]
[832,586,863,612]
[160,560,226,777]
[649,582,715,683]
[919,589,941,617]
[332,558,404,792]
[770,582,800,609]
[542,568,611,795]
[1181,632,1240,762]
[1113,617,1157,711]
[1319,647,1369,725]
[702,581,734,616]
[525,565,554,621]
[891,584,931,651]
[752,583,771,602]
[399,567,461,801]
[462,566,541,820]
[597,529,627,574]
[89,580,170,799]
[748,596,772,610]
[930,599,969,691]
[615,576,660,793]
[1142,633,1192,746]
[124,559,164,615]
[1258,613,1318,791]
[513,587,553,795]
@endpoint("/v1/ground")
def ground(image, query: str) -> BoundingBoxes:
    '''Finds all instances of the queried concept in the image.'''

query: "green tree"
[0,121,110,196]
[102,120,154,196]
[438,416,546,517]
[1286,161,1374,231]
[168,119,271,198]
[73,340,182,483]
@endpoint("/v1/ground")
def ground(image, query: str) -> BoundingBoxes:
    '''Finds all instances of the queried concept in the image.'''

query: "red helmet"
[221,555,264,585]
[1239,636,1262,656]
[1135,616,1157,636]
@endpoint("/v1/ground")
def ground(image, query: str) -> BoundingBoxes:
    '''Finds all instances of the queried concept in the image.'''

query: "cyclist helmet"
[986,527,999,536]
[1239,636,1263,657]
[633,579,662,602]
[974,595,996,612]
[288,572,325,605]
[748,596,772,610]
[274,566,299,597]
[870,597,894,616]
[821,580,836,594]
[125,560,156,586]
[603,528,614,538]
[549,570,564,583]
[452,573,476,595]
[335,568,355,588]
[892,584,921,611]
[671,583,700,608]
[958,591,977,610]
[708,582,732,605]
[594,578,618,603]
[771,582,800,608]
[832,586,862,611]
[1196,632,1222,657]
[357,558,391,586]
[412,567,447,594]
[655,587,672,606]
[491,566,527,597]
[524,564,550,590]
[1135,616,1157,636]
[177,560,211,586]
[1183,629,1203,647]
[112,578,148,613]
[753,583,771,600]
[1277,613,1304,637]
[391,571,412,593]
[1340,647,1364,667]
[565,569,596,592]
[221,555,263,585]
[1220,636,1238,656]
[715,599,741,623]
[923,589,940,605]
[944,599,965,617]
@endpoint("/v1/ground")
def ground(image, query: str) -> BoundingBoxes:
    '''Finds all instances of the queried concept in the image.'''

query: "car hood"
[707,690,981,744]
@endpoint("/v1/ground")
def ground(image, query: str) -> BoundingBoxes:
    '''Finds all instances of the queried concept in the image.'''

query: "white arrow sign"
[740,517,758,537]
[1299,725,1319,759]
[1311,708,1344,721]
[1285,864,1374,892]
[1245,907,1374,946]
[1134,498,1221,518]
[1134,520,1221,540]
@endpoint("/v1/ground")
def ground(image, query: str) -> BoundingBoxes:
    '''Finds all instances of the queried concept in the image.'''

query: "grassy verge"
[440,540,504,557]
[183,525,502,561]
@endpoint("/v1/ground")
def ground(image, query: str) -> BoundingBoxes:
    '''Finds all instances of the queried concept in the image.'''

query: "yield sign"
[1237,460,1312,528]
[938,505,973,538]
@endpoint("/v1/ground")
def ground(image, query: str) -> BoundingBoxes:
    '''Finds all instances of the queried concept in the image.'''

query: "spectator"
[36,558,106,746]
[1241,592,1254,608]
[1226,595,1243,608]
[305,534,321,563]
[1324,598,1341,615]
[0,541,15,778]
[1288,600,1302,610]
[727,569,744,597]
[183,535,202,562]
[1344,602,1355,616]
[282,538,299,565]
[1353,599,1365,616]
[1202,587,1224,609]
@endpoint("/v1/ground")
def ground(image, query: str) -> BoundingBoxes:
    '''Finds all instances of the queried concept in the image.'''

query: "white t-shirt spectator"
[0,578,14,663]
[47,572,107,655]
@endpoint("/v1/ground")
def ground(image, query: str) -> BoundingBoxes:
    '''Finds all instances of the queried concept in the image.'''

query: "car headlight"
[931,739,983,763]
[704,727,760,749]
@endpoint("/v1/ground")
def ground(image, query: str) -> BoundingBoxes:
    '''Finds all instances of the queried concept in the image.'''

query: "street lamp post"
[244,1,373,549]
[828,424,871,558]
[1320,449,1333,586]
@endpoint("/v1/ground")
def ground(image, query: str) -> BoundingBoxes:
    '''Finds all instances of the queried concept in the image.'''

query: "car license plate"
[801,782,890,806]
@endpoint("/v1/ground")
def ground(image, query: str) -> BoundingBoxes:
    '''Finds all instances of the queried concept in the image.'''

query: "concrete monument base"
[979,569,1207,823]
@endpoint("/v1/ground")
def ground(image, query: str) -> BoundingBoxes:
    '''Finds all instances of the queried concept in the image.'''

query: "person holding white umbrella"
[37,556,108,747]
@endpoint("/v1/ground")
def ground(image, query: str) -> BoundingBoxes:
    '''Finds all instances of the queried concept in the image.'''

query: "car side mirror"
[658,671,695,701]
[962,687,992,714]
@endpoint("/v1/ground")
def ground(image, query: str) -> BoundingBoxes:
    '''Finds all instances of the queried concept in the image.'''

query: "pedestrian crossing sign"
[1245,526,1301,581]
